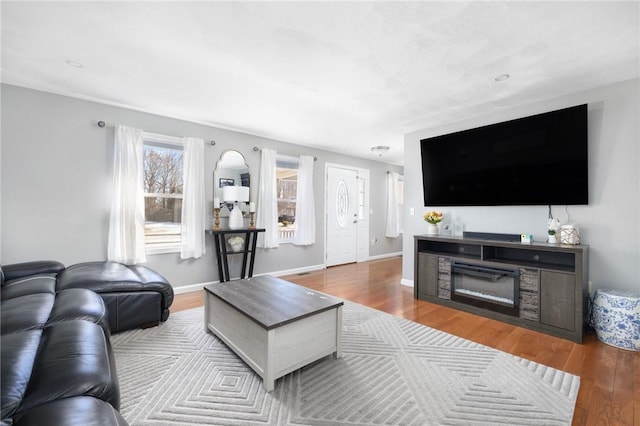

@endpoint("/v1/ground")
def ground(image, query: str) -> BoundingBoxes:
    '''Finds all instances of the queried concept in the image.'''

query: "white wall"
[402,79,640,293]
[1,85,403,288]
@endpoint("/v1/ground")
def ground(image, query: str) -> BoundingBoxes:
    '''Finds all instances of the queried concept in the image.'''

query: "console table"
[414,235,588,343]
[206,228,265,282]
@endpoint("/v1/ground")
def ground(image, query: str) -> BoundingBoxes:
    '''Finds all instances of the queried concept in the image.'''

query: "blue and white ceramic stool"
[592,289,640,351]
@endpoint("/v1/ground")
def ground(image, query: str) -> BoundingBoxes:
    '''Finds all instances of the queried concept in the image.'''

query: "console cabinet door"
[540,271,575,331]
[417,253,437,297]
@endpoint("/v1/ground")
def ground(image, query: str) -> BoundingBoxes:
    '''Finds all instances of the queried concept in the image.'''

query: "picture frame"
[219,178,234,187]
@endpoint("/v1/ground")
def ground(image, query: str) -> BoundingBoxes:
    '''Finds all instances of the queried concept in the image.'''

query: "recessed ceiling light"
[65,59,84,69]
[494,74,510,82]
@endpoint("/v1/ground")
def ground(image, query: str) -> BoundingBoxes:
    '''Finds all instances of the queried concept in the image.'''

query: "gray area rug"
[111,302,579,425]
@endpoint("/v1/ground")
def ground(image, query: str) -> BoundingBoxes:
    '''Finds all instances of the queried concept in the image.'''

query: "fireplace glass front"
[451,262,519,316]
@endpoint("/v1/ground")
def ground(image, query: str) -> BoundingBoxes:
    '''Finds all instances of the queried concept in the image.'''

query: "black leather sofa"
[1,261,128,425]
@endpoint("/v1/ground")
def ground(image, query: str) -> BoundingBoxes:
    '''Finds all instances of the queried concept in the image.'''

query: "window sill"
[146,244,181,255]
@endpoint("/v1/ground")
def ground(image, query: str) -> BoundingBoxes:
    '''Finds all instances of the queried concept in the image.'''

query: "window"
[276,156,299,242]
[143,134,184,253]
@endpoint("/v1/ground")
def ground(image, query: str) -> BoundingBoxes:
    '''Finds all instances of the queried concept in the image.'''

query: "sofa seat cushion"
[18,320,120,415]
[48,289,109,332]
[14,396,128,426]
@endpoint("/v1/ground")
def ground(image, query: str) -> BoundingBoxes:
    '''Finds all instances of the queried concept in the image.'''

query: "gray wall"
[402,78,640,294]
[1,84,403,289]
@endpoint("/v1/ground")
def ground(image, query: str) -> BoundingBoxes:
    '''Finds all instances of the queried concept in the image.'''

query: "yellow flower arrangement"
[423,211,443,224]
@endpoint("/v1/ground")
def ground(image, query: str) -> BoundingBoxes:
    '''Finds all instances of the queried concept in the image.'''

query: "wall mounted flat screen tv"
[420,104,588,206]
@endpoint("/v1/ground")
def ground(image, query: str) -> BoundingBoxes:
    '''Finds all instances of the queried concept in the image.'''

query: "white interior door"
[326,166,358,267]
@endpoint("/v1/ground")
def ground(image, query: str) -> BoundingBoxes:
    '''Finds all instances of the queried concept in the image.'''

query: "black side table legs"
[206,228,265,282]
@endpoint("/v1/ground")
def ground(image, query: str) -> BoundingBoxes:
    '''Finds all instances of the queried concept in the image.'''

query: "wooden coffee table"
[204,275,343,391]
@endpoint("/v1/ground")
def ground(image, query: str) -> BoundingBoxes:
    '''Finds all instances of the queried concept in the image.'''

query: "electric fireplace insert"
[451,262,520,316]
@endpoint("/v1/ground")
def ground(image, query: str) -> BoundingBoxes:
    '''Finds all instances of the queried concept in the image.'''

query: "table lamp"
[222,186,250,230]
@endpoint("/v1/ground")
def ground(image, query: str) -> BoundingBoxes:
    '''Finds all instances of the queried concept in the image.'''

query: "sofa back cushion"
[1,294,55,335]
[1,275,56,302]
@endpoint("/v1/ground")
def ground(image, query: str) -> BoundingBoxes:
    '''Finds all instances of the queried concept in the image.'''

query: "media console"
[414,235,588,343]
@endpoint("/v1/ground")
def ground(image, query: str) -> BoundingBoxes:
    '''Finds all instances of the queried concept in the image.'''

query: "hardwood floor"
[171,257,638,426]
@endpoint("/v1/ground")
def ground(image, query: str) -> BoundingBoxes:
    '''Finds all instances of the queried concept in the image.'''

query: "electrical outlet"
[409,207,415,216]
[588,280,593,294]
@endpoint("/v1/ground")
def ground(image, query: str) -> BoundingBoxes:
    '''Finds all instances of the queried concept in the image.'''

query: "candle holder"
[248,212,255,229]
[213,207,221,231]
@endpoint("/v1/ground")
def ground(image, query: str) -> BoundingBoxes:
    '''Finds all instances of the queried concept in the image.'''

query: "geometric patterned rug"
[111,302,579,425]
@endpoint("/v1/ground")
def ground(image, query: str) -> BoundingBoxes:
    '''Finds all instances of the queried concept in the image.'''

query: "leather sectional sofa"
[1,260,173,425]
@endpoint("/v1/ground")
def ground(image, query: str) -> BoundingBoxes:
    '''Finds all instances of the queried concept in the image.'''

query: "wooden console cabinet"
[414,235,588,343]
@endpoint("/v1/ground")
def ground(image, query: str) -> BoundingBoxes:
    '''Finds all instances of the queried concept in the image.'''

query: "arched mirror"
[214,150,250,217]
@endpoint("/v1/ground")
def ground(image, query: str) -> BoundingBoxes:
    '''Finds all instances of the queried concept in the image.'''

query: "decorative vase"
[427,223,439,235]
[228,203,244,230]
[559,225,580,245]
[548,234,557,244]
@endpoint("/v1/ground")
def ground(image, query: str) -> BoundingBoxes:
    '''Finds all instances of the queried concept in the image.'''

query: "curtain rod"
[96,120,115,128]
[96,120,216,146]
[252,146,317,161]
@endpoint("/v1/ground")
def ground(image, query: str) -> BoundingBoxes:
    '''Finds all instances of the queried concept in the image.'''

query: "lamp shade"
[222,186,249,203]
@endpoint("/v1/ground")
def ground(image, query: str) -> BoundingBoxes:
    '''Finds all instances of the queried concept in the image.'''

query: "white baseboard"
[171,264,326,295]
[366,252,402,261]
[173,281,214,295]
[400,278,414,287]
[266,263,326,277]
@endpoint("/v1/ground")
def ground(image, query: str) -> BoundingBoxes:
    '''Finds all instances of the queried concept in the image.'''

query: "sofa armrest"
[2,261,65,283]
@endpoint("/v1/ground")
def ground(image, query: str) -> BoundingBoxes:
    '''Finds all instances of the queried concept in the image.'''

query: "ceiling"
[2,2,638,165]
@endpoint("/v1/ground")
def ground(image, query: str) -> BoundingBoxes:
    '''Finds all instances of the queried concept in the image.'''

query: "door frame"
[324,163,370,267]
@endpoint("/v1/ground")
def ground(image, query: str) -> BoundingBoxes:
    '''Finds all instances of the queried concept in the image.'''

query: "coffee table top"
[204,275,344,330]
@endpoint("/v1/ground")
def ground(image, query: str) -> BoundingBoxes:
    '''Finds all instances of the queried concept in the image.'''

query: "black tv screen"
[420,104,588,206]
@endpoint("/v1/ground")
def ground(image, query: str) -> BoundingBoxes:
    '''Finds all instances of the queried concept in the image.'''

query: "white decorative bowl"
[228,237,244,253]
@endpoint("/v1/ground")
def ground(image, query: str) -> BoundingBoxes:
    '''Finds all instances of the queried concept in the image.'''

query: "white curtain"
[180,137,206,259]
[293,155,315,246]
[385,171,400,238]
[108,125,147,264]
[257,148,279,248]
